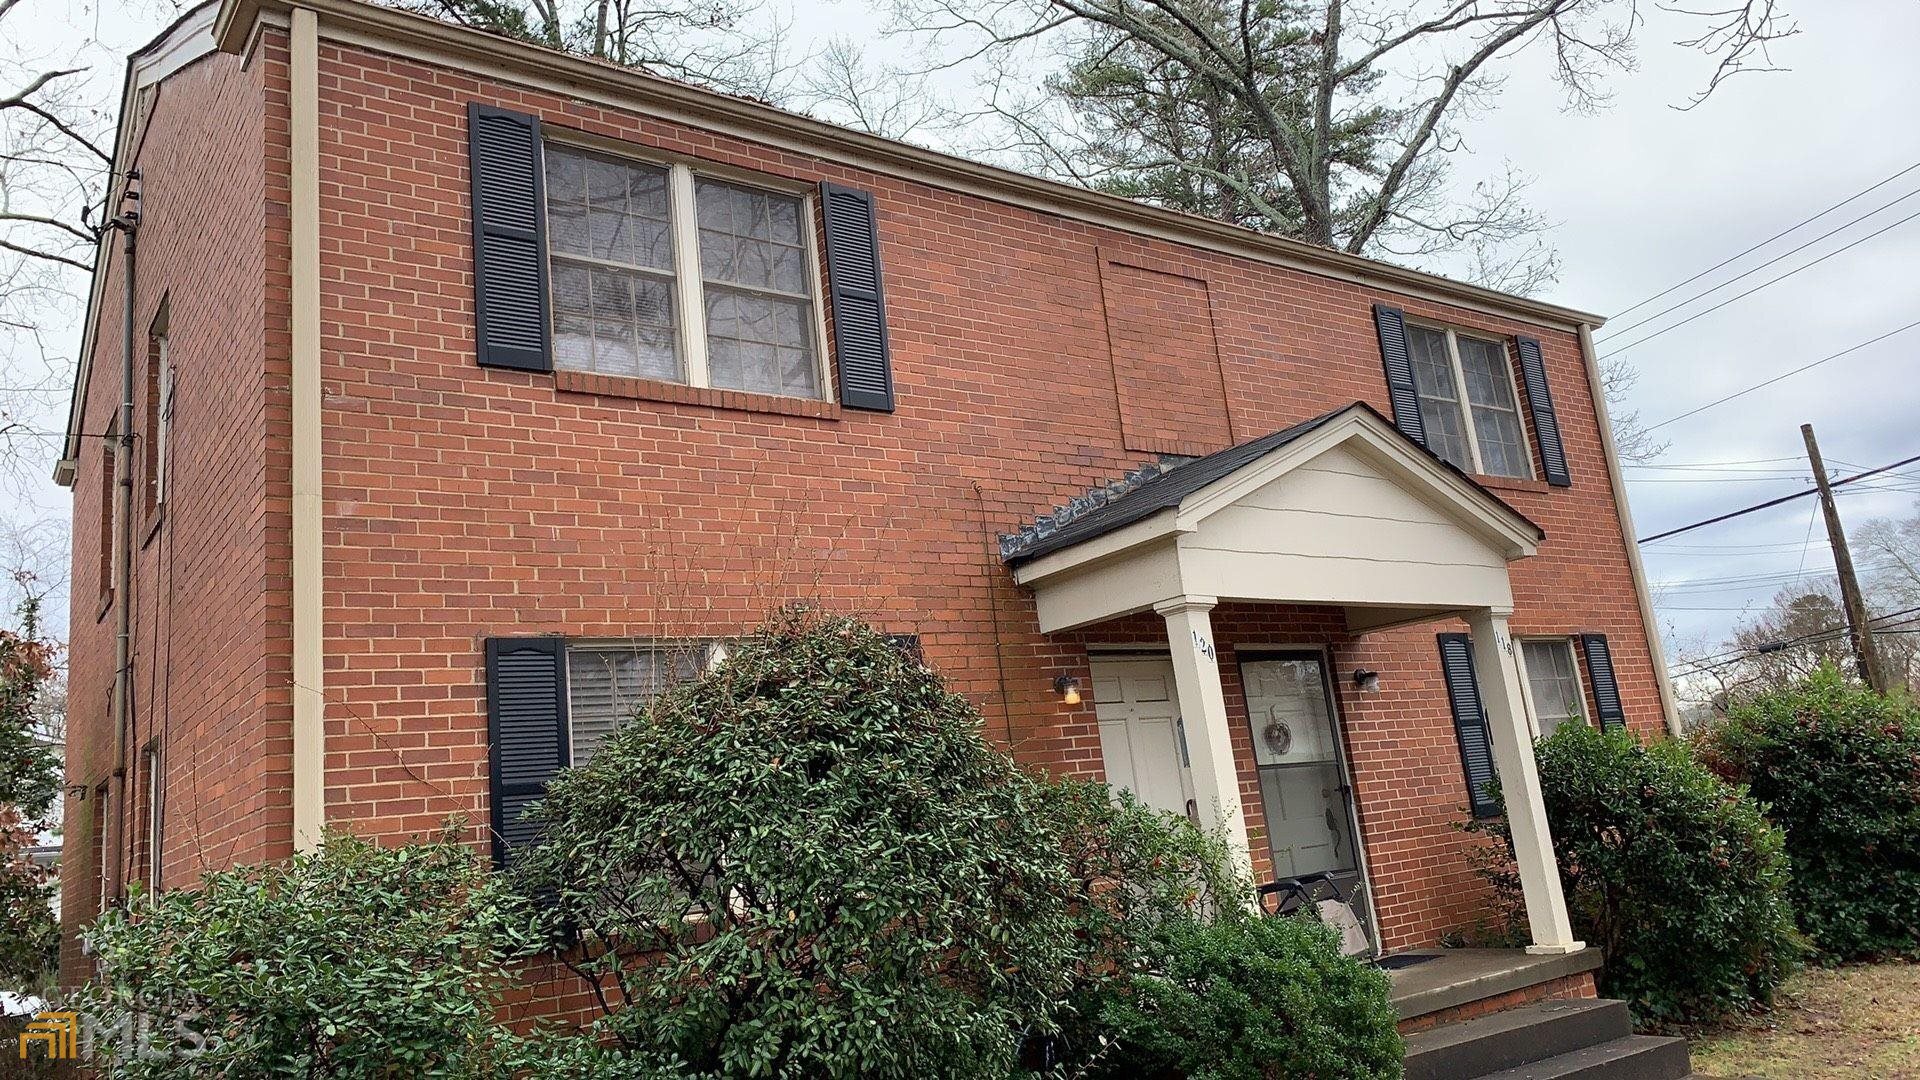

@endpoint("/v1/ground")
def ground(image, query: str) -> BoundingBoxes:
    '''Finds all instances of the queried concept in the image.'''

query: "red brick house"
[58,0,1680,1030]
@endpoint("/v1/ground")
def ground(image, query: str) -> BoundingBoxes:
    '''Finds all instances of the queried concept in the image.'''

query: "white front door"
[1090,656,1197,822]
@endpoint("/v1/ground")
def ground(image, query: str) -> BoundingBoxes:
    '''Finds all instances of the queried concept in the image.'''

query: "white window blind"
[565,644,705,765]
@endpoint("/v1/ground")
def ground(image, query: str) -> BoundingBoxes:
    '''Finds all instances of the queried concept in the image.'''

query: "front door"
[1089,656,1197,823]
[1238,650,1372,944]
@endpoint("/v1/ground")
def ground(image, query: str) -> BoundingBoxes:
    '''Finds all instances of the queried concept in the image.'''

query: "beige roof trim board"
[53,2,220,486]
[210,0,1602,335]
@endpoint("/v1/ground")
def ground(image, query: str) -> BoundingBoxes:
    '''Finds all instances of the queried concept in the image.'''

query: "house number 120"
[1192,630,1216,661]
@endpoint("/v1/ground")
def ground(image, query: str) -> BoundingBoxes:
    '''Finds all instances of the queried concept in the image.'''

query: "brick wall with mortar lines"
[60,30,1665,981]
[306,36,1666,952]
[60,44,288,987]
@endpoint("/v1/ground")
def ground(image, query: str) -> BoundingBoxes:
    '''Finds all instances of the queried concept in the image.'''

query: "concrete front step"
[1403,996,1691,1080]
[1404,999,1630,1080]
[1475,1035,1692,1080]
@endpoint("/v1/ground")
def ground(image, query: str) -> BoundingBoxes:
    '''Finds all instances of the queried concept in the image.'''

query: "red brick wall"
[67,21,1667,981]
[1099,254,1233,456]
[60,46,286,985]
[301,37,1666,951]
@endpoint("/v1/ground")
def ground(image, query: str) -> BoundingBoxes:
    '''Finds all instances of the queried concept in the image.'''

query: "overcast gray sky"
[6,0,1918,676]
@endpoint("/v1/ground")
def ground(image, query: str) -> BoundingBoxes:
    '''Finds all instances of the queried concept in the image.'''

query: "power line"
[1641,316,1920,433]
[1668,605,1920,680]
[1639,451,1920,544]
[1607,160,1920,322]
[1598,184,1920,341]
[1599,208,1920,359]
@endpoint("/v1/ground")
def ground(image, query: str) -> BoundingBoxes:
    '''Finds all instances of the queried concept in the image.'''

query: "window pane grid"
[542,142,823,401]
[1522,640,1583,738]
[695,177,819,398]
[1406,325,1473,472]
[1458,335,1531,480]
[1406,323,1533,480]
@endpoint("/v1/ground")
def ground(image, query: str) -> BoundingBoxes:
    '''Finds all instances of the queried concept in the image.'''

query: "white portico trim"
[1007,404,1582,953]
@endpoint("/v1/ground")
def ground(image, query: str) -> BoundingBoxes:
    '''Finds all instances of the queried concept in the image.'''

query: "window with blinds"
[565,643,706,765]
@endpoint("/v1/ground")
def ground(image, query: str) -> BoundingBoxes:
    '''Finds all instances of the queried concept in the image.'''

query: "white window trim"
[540,132,834,402]
[1516,636,1585,739]
[145,745,163,893]
[1407,320,1534,481]
[155,339,173,507]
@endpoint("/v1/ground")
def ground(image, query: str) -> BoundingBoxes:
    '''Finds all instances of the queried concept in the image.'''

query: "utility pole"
[1802,423,1886,691]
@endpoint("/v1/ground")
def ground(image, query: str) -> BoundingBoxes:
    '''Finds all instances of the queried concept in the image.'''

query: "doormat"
[1375,954,1438,971]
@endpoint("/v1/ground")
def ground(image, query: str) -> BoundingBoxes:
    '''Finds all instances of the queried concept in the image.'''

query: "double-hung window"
[1404,324,1533,479]
[542,142,825,400]
[1519,639,1585,738]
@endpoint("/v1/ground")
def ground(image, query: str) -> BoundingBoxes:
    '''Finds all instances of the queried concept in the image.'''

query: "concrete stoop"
[1404,998,1691,1080]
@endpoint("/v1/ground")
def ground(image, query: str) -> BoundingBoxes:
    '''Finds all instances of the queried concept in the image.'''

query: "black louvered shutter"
[819,183,894,411]
[1579,633,1627,731]
[1437,633,1501,819]
[1373,304,1427,447]
[1514,336,1571,487]
[486,637,569,865]
[468,104,551,372]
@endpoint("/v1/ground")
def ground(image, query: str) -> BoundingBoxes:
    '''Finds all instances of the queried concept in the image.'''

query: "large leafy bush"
[77,830,540,1077]
[1473,723,1799,1026]
[520,608,1402,1079]
[1696,667,1920,961]
[517,608,1238,1078]
[1090,914,1402,1080]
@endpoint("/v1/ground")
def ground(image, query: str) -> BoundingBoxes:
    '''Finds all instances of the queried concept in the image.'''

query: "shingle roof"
[999,401,1539,567]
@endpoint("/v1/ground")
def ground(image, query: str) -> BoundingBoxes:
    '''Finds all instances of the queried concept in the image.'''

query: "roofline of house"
[61,0,1610,481]
[54,2,221,486]
[215,0,1606,331]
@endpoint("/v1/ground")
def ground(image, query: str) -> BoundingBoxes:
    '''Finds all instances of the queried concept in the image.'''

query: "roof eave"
[213,0,1605,332]
[55,2,220,486]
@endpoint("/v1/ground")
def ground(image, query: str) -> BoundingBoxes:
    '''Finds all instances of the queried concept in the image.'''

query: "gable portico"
[1006,404,1582,955]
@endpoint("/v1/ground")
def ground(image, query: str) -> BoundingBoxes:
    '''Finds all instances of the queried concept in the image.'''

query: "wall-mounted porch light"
[1054,675,1083,706]
[1352,668,1381,695]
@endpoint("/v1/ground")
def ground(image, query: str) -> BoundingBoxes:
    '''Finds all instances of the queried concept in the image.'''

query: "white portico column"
[1154,595,1254,877]
[1469,607,1583,954]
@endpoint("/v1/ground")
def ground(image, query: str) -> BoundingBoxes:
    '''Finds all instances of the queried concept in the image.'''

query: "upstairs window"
[541,143,824,399]
[1404,324,1533,480]
[145,300,173,516]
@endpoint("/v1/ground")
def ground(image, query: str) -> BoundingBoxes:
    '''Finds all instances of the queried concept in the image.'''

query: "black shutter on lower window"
[486,637,570,866]
[1437,633,1501,819]
[467,104,552,373]
[1514,336,1571,487]
[1579,633,1628,732]
[819,182,895,412]
[1373,304,1427,447]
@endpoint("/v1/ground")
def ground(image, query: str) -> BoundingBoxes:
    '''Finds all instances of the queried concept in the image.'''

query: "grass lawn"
[1691,961,1920,1078]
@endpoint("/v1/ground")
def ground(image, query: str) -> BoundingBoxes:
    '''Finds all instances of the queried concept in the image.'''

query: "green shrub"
[1696,667,1920,961]
[1089,914,1402,1080]
[516,607,1241,1079]
[76,829,541,1078]
[1473,723,1800,1026]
